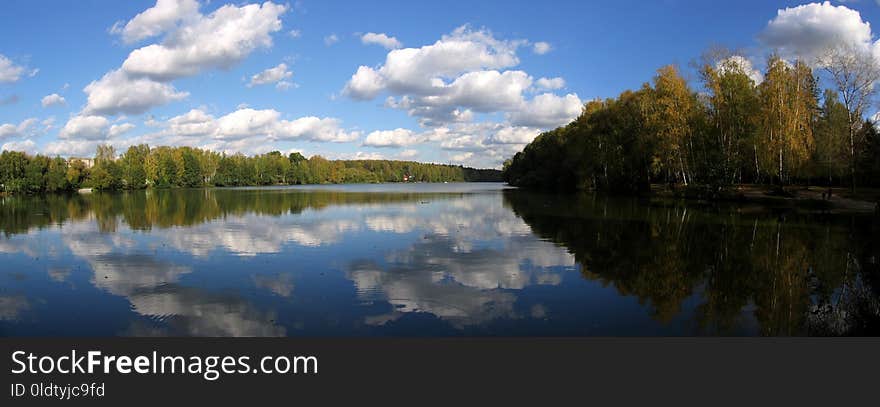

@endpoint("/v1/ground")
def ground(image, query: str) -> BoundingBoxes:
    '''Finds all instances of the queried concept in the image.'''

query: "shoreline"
[6,182,880,214]
[651,184,880,213]
[505,183,880,214]
[1,180,507,196]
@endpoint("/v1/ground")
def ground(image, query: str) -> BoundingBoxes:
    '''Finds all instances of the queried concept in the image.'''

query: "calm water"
[1,183,878,336]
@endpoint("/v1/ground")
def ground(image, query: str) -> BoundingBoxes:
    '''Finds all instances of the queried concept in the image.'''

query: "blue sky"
[2,0,880,168]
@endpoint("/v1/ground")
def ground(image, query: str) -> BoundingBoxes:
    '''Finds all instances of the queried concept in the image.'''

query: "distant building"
[68,157,94,168]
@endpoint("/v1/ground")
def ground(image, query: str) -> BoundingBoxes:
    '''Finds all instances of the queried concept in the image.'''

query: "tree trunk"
[754,144,760,184]
[848,118,856,193]
[678,153,688,186]
[779,146,784,187]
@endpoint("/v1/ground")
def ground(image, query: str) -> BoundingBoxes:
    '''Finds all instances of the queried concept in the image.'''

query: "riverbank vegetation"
[0,146,501,194]
[503,47,880,196]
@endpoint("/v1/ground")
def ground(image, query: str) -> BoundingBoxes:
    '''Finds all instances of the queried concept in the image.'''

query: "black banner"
[2,338,878,405]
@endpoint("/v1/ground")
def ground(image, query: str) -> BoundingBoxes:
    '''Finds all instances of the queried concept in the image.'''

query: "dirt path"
[793,187,877,212]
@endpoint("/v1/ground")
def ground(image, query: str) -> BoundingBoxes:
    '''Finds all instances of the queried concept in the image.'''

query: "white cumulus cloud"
[109,123,136,138]
[759,1,875,62]
[345,66,386,100]
[0,118,38,140]
[509,93,583,128]
[344,26,579,130]
[248,63,293,89]
[167,108,217,137]
[535,77,565,90]
[275,116,360,143]
[342,26,581,168]
[361,32,402,49]
[43,140,103,157]
[134,107,361,153]
[398,149,419,159]
[0,54,26,83]
[363,128,419,148]
[345,26,521,98]
[1,139,36,153]
[83,69,188,116]
[213,108,282,140]
[532,41,552,55]
[59,115,111,140]
[41,93,67,108]
[111,0,200,44]
[88,1,287,116]
[121,2,287,81]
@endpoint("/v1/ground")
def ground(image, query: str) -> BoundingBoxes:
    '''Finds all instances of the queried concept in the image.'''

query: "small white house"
[68,157,95,168]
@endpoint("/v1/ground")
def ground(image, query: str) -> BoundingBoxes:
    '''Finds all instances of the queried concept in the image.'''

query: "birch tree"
[699,51,760,185]
[650,65,697,185]
[758,56,817,186]
[818,44,880,191]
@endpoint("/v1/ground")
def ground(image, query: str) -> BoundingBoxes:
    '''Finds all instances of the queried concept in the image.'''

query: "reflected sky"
[1,184,878,336]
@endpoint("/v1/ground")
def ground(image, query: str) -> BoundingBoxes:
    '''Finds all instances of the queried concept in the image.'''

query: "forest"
[503,47,880,194]
[0,146,501,194]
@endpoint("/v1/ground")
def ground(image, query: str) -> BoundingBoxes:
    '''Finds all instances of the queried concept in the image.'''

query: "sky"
[2,0,880,169]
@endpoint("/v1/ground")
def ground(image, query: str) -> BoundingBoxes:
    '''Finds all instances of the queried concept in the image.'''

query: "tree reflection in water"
[0,186,877,336]
[502,190,880,335]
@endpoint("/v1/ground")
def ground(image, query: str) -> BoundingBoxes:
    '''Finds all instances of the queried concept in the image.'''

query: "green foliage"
[756,57,817,185]
[46,157,69,192]
[23,155,50,193]
[121,145,149,189]
[700,52,761,185]
[66,160,87,188]
[814,90,851,184]
[0,144,501,195]
[857,120,880,186]
[89,160,122,191]
[288,152,306,164]
[180,149,202,187]
[0,151,75,193]
[95,144,116,166]
[505,86,663,193]
[648,65,700,184]
[0,151,29,193]
[505,53,876,191]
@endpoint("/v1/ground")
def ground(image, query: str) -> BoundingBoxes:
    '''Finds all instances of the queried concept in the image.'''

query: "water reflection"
[122,285,286,337]
[0,295,30,321]
[347,233,571,328]
[252,273,294,298]
[0,184,877,336]
[503,190,880,335]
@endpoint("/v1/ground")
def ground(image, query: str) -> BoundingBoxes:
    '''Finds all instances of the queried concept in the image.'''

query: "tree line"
[503,46,880,193]
[0,145,501,194]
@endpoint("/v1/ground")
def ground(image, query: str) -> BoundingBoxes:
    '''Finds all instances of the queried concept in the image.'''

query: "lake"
[1,183,878,336]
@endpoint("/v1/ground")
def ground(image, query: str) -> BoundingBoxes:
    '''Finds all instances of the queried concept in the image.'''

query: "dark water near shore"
[1,183,878,336]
